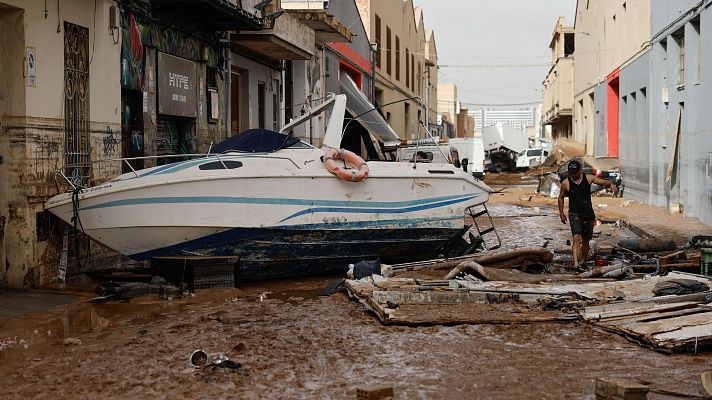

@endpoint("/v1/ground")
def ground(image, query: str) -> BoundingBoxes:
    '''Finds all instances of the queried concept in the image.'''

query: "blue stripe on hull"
[81,193,480,211]
[131,225,464,279]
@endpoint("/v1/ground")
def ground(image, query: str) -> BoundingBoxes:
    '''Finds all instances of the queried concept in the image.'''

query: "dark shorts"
[569,213,594,240]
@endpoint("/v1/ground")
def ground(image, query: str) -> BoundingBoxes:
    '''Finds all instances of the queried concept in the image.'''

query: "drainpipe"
[224,33,232,140]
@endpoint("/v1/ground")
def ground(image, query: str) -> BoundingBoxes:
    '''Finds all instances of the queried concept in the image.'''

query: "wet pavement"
[2,184,712,398]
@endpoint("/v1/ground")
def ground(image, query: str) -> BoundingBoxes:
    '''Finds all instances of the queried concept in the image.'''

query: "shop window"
[36,211,59,242]
[207,67,219,124]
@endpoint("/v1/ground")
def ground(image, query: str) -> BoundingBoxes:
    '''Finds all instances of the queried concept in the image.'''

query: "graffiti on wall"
[102,126,119,156]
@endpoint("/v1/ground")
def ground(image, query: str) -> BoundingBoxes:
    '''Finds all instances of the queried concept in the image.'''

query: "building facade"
[437,82,458,137]
[357,0,437,140]
[0,0,330,289]
[614,0,712,226]
[542,17,574,141]
[473,109,537,133]
[573,0,651,156]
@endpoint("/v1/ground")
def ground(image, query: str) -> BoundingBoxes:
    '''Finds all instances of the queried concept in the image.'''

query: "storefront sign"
[157,52,197,117]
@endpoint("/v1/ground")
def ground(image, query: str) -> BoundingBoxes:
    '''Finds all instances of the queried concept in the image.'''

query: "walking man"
[558,160,618,267]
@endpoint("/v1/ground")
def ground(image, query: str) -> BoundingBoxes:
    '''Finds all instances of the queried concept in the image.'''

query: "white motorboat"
[45,95,493,278]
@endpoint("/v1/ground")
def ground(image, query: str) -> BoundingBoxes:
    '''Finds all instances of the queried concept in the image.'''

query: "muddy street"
[2,194,712,399]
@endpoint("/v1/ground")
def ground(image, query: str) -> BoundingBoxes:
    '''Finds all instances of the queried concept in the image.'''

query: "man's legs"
[580,220,594,263]
[572,234,582,266]
[580,239,590,263]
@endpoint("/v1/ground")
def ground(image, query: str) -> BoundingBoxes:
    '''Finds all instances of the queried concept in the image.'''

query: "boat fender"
[322,147,369,182]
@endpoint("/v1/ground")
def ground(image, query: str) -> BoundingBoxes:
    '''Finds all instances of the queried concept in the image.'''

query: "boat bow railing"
[53,152,302,192]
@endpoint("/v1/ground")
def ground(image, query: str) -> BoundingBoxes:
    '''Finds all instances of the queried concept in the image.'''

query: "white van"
[449,137,486,179]
[396,144,461,167]
[515,148,549,170]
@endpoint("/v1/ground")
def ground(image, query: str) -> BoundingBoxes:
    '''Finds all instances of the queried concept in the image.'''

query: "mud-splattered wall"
[0,0,121,289]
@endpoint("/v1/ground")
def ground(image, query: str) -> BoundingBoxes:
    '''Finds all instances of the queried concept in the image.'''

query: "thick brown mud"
[2,198,712,399]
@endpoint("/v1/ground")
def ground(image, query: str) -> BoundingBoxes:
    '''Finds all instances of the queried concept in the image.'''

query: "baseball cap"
[567,160,582,172]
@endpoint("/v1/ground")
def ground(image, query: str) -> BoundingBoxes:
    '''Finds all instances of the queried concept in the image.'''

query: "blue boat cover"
[211,129,301,153]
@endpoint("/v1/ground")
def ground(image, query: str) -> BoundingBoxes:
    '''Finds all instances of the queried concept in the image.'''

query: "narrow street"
[3,0,712,398]
[2,174,711,399]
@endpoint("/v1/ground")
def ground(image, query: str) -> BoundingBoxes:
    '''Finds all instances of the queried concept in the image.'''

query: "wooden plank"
[152,256,239,261]
[654,321,712,342]
[630,311,712,337]
[371,290,496,305]
[583,302,699,321]
[604,307,712,327]
[595,378,649,400]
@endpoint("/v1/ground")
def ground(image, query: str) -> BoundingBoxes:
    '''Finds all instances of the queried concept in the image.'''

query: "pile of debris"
[344,245,712,353]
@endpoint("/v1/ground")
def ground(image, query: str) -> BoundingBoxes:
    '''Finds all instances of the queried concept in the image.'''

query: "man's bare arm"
[589,175,618,194]
[558,179,568,224]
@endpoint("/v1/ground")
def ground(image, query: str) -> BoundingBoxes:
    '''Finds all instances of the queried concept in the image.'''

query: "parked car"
[515,148,549,171]
[556,157,624,197]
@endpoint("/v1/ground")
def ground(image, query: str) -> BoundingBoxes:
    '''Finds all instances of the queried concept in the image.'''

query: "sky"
[413,0,576,109]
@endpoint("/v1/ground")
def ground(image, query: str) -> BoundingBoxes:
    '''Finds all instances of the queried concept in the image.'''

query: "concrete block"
[595,378,649,400]
[355,384,394,400]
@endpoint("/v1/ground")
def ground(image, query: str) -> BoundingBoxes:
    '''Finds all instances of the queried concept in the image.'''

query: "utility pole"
[425,59,435,136]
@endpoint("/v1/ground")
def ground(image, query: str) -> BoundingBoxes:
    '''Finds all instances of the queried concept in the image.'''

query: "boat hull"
[129,225,463,279]
[45,153,491,278]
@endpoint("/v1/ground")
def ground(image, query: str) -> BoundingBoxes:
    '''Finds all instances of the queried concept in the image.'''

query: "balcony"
[231,12,315,60]
[542,57,573,124]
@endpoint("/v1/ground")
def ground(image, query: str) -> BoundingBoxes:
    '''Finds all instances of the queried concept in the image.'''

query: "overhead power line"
[439,63,551,69]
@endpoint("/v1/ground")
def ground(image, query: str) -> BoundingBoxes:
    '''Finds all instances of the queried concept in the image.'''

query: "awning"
[151,0,262,31]
[340,72,399,143]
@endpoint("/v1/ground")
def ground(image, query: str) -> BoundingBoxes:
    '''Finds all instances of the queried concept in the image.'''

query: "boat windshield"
[211,129,310,153]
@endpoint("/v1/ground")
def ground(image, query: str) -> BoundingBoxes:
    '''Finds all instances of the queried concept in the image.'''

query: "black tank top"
[567,175,595,220]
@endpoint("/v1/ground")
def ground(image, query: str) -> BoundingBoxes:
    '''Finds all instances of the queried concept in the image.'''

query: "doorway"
[121,90,144,172]
[230,69,242,135]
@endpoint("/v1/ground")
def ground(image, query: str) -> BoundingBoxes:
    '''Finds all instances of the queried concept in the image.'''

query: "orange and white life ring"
[322,147,369,182]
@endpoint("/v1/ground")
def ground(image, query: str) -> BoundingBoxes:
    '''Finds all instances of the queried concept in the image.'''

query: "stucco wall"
[358,0,430,139]
[231,53,283,132]
[647,2,712,225]
[574,0,651,153]
[619,51,651,202]
[0,0,122,288]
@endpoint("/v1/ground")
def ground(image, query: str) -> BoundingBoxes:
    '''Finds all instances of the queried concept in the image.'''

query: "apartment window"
[405,49,410,88]
[417,63,422,95]
[411,54,415,90]
[375,15,382,68]
[395,36,400,81]
[692,18,701,83]
[386,27,392,76]
[674,29,685,85]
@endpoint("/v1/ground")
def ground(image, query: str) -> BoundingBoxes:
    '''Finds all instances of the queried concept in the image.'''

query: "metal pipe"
[225,33,232,141]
